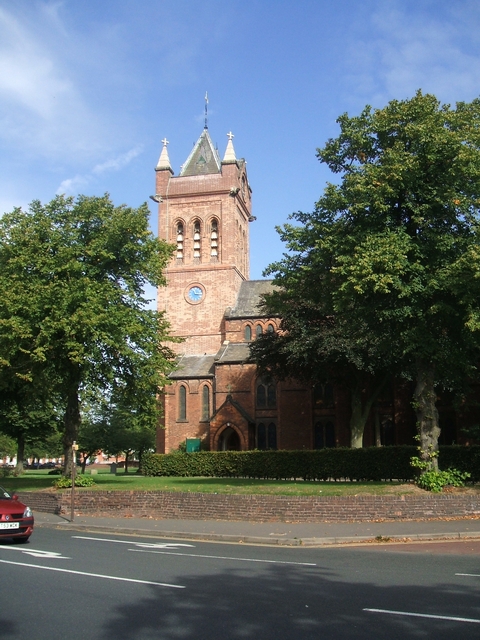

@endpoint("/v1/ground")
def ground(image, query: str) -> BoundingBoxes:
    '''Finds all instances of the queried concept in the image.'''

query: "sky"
[2,0,480,300]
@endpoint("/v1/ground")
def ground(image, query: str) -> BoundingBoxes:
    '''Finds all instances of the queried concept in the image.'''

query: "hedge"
[141,446,480,482]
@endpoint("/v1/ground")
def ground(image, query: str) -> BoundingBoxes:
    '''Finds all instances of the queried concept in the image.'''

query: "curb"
[34,520,480,548]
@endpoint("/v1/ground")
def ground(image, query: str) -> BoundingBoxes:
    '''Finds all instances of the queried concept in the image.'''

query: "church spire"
[156,138,172,172]
[222,131,237,164]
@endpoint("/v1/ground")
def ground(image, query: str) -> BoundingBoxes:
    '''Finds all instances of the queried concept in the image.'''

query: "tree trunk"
[350,375,390,448]
[63,387,81,477]
[14,433,25,476]
[413,359,440,472]
[350,386,365,448]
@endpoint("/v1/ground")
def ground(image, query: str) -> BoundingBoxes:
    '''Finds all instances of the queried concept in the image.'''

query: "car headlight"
[23,507,33,518]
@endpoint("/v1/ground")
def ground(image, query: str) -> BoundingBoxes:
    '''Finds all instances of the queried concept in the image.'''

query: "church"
[153,123,462,453]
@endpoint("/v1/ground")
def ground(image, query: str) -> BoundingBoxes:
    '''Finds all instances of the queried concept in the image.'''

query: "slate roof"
[226,279,276,319]
[169,355,215,379]
[180,128,221,177]
[214,342,251,364]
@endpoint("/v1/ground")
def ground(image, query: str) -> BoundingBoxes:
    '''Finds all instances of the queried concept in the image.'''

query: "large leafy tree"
[0,194,176,474]
[255,92,480,468]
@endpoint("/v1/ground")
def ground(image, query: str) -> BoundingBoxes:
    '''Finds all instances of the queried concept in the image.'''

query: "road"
[1,528,480,639]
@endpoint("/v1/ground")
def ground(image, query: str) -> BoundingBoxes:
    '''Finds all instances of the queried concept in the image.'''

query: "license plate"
[0,522,19,529]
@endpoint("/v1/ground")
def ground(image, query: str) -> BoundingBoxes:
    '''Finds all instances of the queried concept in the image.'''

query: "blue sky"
[1,0,480,297]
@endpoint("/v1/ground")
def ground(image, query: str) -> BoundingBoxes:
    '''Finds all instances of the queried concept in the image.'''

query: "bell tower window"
[193,221,201,260]
[210,219,219,259]
[176,222,184,260]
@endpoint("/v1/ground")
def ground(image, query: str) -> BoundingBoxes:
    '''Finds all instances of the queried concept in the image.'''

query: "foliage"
[0,194,177,475]
[53,474,96,489]
[142,447,417,481]
[253,92,480,461]
[0,433,16,460]
[415,468,471,492]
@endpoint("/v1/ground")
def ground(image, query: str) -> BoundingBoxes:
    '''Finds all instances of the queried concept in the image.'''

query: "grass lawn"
[0,467,447,496]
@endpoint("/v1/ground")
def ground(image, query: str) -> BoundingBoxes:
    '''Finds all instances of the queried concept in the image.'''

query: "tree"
[0,194,177,475]
[255,92,480,468]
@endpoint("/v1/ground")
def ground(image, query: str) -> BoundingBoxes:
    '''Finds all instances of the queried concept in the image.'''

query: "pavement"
[33,510,480,547]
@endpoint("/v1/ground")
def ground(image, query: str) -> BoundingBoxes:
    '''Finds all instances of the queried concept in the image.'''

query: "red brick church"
[153,124,464,453]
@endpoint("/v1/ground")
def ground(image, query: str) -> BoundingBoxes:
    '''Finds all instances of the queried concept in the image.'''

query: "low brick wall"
[17,490,480,523]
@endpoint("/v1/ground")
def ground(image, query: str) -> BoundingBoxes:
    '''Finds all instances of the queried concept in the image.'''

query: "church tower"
[155,126,253,355]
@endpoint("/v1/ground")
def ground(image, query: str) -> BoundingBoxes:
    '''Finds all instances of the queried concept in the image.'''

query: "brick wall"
[20,491,480,523]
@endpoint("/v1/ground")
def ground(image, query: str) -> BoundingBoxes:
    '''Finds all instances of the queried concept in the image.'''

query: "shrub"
[53,474,96,489]
[416,468,471,493]
[141,446,417,481]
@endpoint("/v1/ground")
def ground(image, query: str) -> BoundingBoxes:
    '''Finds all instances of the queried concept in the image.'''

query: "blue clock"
[188,286,203,302]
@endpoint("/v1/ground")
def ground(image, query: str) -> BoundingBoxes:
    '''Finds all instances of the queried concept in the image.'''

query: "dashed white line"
[364,608,480,624]
[0,559,185,588]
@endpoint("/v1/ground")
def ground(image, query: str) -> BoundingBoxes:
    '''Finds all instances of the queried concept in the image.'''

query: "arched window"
[255,324,263,338]
[201,385,210,422]
[257,422,277,450]
[313,383,335,408]
[178,385,187,421]
[244,325,252,341]
[314,421,335,449]
[267,324,275,333]
[256,378,276,409]
[193,221,201,259]
[210,219,219,259]
[176,222,184,260]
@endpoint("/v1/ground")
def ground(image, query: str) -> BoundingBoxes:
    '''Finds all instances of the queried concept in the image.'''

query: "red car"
[0,486,34,543]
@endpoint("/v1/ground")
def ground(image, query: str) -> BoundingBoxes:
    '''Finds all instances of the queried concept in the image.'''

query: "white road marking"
[0,547,70,559]
[72,535,194,549]
[129,548,317,566]
[364,608,480,624]
[0,559,185,588]
[456,573,480,577]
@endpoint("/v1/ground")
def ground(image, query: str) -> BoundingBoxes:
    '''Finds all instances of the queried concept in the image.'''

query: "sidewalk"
[33,511,480,547]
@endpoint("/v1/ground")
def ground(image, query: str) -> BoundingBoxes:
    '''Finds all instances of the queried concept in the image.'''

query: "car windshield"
[0,487,12,500]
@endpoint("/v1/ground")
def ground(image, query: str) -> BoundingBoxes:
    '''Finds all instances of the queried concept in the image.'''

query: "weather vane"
[204,91,208,129]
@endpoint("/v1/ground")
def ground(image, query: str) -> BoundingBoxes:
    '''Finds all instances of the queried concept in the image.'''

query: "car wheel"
[13,536,30,544]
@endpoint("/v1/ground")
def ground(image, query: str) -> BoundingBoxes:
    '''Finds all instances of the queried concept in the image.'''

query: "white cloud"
[345,2,480,108]
[56,147,143,195]
[92,147,143,175]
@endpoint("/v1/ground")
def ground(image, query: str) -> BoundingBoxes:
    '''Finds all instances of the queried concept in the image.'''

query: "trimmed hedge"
[141,446,480,482]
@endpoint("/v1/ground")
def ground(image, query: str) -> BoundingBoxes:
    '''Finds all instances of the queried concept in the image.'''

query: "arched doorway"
[218,426,241,451]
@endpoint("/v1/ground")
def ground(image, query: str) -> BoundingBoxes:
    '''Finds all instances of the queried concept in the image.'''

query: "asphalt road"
[1,529,480,640]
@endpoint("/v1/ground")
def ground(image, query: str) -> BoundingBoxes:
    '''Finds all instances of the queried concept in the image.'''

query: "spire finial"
[156,137,172,172]
[222,131,236,163]
[204,92,208,129]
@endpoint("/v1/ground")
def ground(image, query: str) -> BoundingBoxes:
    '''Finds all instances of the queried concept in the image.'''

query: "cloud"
[345,2,480,108]
[92,147,143,175]
[56,146,143,195]
[0,5,111,163]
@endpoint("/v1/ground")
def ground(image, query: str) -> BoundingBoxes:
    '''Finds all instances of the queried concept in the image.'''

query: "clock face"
[188,286,203,302]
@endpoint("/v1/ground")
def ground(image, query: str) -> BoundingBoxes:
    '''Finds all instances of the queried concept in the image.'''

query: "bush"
[53,474,96,489]
[141,446,417,481]
[416,468,471,493]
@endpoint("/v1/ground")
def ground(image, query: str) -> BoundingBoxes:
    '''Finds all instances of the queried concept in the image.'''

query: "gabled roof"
[211,394,255,425]
[180,128,221,177]
[226,280,276,319]
[169,355,215,379]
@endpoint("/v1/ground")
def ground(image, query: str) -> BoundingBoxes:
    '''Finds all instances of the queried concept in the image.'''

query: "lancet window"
[193,221,201,259]
[176,222,184,260]
[210,219,219,259]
